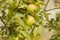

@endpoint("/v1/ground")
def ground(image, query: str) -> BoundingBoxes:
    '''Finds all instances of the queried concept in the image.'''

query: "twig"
[42,0,50,11]
[31,26,35,34]
[0,17,9,36]
[0,17,6,26]
[45,7,60,12]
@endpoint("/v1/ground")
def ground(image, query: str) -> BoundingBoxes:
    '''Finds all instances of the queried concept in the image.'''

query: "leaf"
[20,31,32,40]
[33,27,39,36]
[7,9,15,21]
[8,35,15,40]
[8,0,16,9]
[10,14,29,30]
[18,34,23,38]
[15,37,19,40]
[18,4,27,8]
[13,13,24,18]
[17,19,29,30]
[38,25,44,34]
[1,2,7,10]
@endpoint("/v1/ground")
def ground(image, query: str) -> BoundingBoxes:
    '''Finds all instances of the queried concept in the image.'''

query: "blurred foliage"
[54,0,60,7]
[0,0,60,40]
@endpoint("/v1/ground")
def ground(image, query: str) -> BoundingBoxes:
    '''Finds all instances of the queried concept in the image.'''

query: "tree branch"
[43,0,50,11]
[45,7,60,12]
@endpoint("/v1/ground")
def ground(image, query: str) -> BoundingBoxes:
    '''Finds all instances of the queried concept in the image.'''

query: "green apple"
[26,15,35,26]
[27,4,39,13]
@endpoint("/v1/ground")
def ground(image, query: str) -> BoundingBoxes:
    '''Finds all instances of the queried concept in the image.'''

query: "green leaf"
[18,4,27,8]
[13,13,25,18]
[33,27,39,36]
[1,2,7,10]
[18,19,29,30]
[8,35,15,40]
[20,31,32,40]
[8,0,16,9]
[38,25,44,34]
[7,9,15,21]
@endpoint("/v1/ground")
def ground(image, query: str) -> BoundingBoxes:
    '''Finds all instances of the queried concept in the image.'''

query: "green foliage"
[0,0,60,40]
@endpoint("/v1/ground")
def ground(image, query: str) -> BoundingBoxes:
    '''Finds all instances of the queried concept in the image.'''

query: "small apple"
[26,15,35,26]
[27,4,39,13]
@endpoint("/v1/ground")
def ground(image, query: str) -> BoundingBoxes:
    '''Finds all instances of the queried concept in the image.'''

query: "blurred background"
[41,0,60,40]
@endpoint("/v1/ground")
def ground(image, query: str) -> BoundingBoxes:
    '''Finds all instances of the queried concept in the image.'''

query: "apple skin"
[26,15,35,26]
[27,4,39,13]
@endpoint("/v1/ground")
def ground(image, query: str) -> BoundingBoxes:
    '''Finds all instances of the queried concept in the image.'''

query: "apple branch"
[45,7,60,12]
[43,0,50,11]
